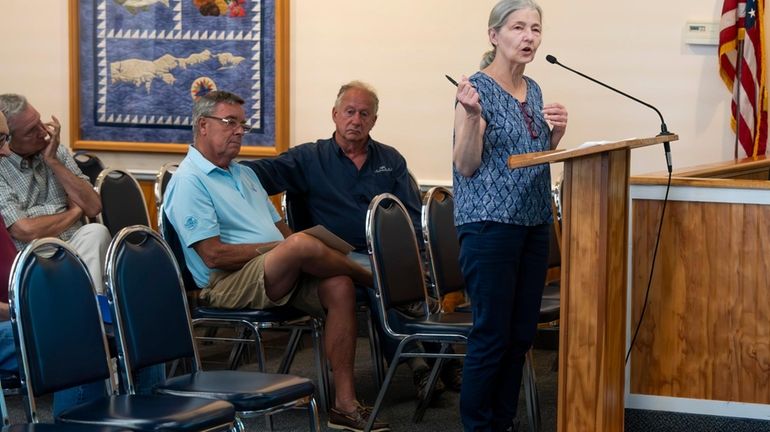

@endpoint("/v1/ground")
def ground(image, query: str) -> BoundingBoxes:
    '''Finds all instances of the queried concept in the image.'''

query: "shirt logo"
[184,216,198,231]
[374,165,392,174]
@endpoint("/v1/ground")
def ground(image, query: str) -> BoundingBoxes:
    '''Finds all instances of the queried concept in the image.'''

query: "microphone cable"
[625,166,672,365]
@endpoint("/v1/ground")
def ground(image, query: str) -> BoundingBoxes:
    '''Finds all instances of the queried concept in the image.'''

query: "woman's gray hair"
[334,81,379,115]
[480,0,543,69]
[192,91,244,136]
[0,94,29,131]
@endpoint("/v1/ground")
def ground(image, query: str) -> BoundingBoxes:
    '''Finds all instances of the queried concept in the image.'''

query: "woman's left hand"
[542,103,567,148]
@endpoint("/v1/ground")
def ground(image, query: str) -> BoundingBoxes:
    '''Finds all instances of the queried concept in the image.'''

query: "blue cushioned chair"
[0,379,130,432]
[364,193,472,430]
[158,209,331,413]
[105,225,320,431]
[8,238,236,431]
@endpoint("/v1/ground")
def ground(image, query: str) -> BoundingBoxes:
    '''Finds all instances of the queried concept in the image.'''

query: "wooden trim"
[631,176,770,190]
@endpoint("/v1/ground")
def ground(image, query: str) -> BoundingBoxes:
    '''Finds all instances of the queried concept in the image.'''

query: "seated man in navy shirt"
[242,81,462,399]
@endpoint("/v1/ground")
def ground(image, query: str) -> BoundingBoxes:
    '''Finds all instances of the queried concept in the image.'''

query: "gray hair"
[0,94,29,132]
[192,90,245,137]
[334,81,379,115]
[480,0,543,69]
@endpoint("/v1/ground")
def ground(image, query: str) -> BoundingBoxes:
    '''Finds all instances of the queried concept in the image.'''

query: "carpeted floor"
[5,329,769,431]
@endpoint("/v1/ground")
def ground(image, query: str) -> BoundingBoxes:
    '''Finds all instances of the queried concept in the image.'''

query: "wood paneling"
[630,199,770,404]
[557,149,629,432]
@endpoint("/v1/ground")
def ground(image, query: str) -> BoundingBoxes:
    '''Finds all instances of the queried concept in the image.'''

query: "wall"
[0,1,762,184]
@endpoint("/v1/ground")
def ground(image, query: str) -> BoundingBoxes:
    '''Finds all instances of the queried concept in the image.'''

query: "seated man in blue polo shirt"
[242,81,462,400]
[164,91,388,432]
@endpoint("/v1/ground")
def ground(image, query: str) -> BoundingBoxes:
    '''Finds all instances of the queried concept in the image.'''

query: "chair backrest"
[159,207,199,291]
[106,226,199,391]
[73,151,106,186]
[9,239,112,409]
[282,192,314,232]
[154,162,178,211]
[366,193,428,313]
[95,169,151,236]
[421,187,465,298]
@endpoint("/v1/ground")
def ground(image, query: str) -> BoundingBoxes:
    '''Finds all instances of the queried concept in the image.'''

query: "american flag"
[719,0,768,156]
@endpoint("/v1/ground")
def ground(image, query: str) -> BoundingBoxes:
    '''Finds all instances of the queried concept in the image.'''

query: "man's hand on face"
[41,115,61,163]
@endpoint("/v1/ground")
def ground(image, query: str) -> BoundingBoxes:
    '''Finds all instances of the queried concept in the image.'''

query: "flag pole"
[734,38,744,159]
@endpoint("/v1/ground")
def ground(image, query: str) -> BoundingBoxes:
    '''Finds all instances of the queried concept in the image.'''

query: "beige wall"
[0,1,762,184]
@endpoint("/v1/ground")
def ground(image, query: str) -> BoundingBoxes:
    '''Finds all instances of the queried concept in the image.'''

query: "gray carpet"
[5,329,769,431]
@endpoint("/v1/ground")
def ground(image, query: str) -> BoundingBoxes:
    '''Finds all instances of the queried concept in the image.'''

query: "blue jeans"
[0,320,18,377]
[53,363,167,416]
[457,222,549,432]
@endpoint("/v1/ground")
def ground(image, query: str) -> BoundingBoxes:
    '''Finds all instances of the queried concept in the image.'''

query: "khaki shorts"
[199,253,325,318]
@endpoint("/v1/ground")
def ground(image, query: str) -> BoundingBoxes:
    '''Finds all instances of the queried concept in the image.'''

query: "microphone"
[545,54,673,173]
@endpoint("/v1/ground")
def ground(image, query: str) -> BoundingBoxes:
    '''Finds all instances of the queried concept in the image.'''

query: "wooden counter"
[627,158,770,421]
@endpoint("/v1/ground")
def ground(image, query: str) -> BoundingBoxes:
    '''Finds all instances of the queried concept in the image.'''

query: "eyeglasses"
[202,115,252,133]
[520,102,539,139]
[0,133,10,147]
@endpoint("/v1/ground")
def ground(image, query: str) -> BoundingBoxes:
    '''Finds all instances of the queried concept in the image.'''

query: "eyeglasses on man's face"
[202,115,252,134]
[520,102,539,139]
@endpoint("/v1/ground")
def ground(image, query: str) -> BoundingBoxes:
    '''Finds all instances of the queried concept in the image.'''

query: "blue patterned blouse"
[453,72,553,227]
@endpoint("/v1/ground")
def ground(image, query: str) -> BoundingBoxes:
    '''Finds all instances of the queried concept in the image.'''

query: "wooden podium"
[508,135,677,432]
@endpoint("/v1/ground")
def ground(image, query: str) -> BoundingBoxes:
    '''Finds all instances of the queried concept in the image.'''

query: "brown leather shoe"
[328,400,389,432]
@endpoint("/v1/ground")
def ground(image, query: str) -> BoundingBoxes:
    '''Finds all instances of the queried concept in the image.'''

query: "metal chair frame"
[364,193,472,430]
[9,238,235,431]
[105,226,320,431]
[158,206,331,412]
[94,169,151,235]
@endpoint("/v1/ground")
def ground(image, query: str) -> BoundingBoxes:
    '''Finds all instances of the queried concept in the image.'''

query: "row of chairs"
[74,152,559,430]
[6,225,321,430]
[71,156,335,414]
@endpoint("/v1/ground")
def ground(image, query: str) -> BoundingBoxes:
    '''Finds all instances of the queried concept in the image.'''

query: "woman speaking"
[452,0,568,430]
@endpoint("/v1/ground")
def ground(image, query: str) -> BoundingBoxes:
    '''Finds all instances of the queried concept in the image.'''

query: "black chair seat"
[192,305,307,322]
[539,298,560,324]
[396,311,473,336]
[4,426,130,432]
[57,395,234,432]
[157,370,315,412]
[543,282,560,300]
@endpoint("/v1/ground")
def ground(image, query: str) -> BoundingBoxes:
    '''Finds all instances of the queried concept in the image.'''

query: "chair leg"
[523,350,541,432]
[365,310,385,388]
[278,328,303,374]
[310,319,329,413]
[412,343,449,423]
[226,327,250,370]
[364,340,411,432]
[307,395,321,432]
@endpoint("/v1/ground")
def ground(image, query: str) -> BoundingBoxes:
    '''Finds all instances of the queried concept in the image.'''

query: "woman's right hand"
[456,76,481,117]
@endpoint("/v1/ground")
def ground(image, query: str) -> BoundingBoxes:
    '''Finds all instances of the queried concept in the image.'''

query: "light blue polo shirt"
[164,146,283,288]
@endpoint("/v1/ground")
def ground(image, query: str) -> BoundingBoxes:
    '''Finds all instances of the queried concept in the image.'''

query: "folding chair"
[158,209,331,413]
[94,169,151,236]
[364,193,472,430]
[153,163,178,213]
[105,225,320,431]
[9,238,235,431]
[73,151,105,186]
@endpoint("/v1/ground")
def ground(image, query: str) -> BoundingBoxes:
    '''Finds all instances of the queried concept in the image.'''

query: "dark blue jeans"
[457,221,549,432]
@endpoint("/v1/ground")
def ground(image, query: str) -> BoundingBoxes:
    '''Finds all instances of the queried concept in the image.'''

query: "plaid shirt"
[0,145,88,250]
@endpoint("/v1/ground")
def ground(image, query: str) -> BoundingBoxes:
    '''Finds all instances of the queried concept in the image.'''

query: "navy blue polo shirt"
[241,135,423,252]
